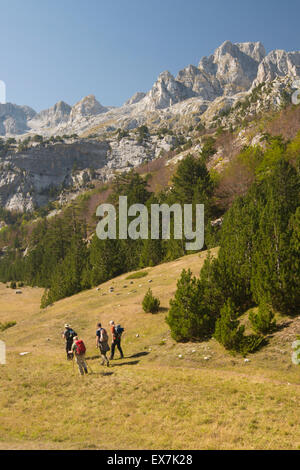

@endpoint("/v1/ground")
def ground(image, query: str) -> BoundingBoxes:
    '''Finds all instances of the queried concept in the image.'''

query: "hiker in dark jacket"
[96,323,110,367]
[62,324,77,360]
[109,320,124,360]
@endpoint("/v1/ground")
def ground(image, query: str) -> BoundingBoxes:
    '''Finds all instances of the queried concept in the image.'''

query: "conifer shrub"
[10,281,16,289]
[142,288,160,314]
[239,334,265,356]
[0,321,16,332]
[214,299,245,352]
[214,299,265,355]
[249,302,276,335]
[126,271,148,280]
[166,269,215,342]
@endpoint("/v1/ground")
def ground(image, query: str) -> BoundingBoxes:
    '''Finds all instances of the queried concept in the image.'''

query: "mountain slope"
[0,248,300,450]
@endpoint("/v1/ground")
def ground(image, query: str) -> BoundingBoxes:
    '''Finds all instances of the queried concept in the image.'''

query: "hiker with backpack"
[70,336,88,376]
[96,323,110,367]
[109,321,124,360]
[62,324,77,360]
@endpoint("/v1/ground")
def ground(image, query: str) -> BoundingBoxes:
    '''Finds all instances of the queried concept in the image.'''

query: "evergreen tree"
[251,159,300,313]
[89,235,124,286]
[166,269,215,342]
[171,154,213,206]
[249,302,276,335]
[214,299,245,352]
[142,288,160,313]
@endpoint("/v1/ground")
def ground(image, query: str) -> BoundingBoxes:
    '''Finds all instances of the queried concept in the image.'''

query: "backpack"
[114,325,124,338]
[100,328,108,343]
[66,328,77,341]
[75,340,86,355]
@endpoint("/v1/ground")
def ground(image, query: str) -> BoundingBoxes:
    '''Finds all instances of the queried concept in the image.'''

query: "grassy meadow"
[0,248,300,450]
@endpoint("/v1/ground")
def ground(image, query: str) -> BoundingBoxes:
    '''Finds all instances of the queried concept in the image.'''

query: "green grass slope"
[0,248,300,450]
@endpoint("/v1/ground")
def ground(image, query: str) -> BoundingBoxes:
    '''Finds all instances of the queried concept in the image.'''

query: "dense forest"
[166,134,300,352]
[0,132,299,354]
[0,152,217,307]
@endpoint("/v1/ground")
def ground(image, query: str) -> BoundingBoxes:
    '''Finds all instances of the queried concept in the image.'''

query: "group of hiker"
[62,321,124,376]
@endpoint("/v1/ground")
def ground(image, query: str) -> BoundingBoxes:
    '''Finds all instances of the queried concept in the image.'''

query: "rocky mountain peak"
[53,100,72,113]
[198,40,264,95]
[0,103,36,136]
[139,70,195,110]
[70,95,108,120]
[124,92,146,106]
[0,40,299,138]
[235,41,266,62]
[29,100,72,129]
[253,49,300,86]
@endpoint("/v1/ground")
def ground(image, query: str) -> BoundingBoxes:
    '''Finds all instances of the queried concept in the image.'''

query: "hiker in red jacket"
[70,336,88,375]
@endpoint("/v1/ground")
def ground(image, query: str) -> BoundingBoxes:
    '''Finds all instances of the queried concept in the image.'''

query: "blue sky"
[1,0,299,111]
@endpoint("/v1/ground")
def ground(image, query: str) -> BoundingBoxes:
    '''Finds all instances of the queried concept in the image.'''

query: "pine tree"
[171,154,213,205]
[142,288,160,313]
[249,302,276,335]
[89,235,124,286]
[166,269,215,342]
[251,159,300,313]
[214,299,245,352]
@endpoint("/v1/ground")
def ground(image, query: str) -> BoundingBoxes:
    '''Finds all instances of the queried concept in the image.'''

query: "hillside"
[1,248,300,450]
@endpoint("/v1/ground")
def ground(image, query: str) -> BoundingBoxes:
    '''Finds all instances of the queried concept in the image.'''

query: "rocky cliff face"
[0,40,299,212]
[136,41,267,111]
[29,101,72,130]
[0,103,36,135]
[124,92,146,106]
[253,49,300,86]
[0,133,175,211]
[0,141,109,211]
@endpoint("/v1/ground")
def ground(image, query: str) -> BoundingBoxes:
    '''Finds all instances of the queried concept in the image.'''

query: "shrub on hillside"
[126,271,148,280]
[214,299,245,352]
[142,288,160,314]
[166,269,215,342]
[214,299,265,355]
[249,302,276,335]
[10,281,16,289]
[0,321,16,332]
[239,334,265,356]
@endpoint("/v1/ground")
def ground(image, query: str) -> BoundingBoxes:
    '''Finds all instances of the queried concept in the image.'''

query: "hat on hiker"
[65,324,70,328]
[109,321,114,325]
[73,336,78,341]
